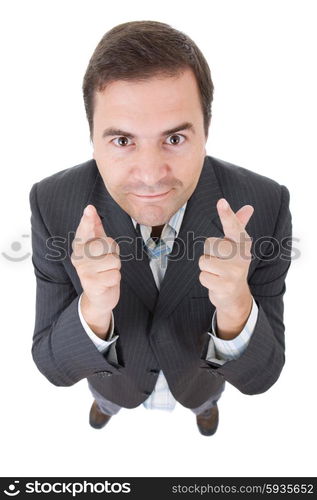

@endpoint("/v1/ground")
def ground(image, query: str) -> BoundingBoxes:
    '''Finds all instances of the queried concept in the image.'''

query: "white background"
[0,0,316,478]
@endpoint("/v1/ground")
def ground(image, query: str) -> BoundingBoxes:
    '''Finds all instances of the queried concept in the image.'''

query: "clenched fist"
[71,204,121,338]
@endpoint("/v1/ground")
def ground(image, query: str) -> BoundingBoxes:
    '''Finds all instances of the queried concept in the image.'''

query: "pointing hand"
[198,198,254,336]
[71,204,121,314]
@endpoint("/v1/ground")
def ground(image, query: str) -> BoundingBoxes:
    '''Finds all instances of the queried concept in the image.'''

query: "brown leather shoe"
[196,404,219,436]
[89,400,112,429]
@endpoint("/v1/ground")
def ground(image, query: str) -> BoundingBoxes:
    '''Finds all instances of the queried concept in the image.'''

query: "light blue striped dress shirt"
[78,202,258,410]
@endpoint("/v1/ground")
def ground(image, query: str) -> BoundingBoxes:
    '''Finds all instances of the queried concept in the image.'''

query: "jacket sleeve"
[29,182,122,387]
[206,184,292,394]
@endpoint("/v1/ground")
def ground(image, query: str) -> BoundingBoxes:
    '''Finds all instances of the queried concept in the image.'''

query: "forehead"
[93,68,203,130]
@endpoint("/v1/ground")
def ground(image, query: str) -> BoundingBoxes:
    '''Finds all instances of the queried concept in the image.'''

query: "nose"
[131,146,170,188]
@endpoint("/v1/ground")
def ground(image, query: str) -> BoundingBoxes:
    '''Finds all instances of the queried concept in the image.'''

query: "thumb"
[235,204,254,229]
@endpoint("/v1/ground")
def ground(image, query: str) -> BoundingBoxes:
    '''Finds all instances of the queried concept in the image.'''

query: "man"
[29,20,292,436]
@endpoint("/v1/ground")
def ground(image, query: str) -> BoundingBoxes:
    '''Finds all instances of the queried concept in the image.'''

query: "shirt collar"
[131,201,187,239]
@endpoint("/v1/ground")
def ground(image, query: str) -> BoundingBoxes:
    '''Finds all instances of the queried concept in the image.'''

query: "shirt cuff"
[78,293,118,353]
[206,296,258,364]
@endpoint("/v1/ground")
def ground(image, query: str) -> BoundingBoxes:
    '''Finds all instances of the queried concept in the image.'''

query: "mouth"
[130,189,172,201]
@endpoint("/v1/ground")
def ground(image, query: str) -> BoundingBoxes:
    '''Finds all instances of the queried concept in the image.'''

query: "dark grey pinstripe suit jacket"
[29,155,292,409]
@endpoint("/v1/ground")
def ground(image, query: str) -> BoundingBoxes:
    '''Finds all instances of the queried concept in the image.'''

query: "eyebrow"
[102,121,195,139]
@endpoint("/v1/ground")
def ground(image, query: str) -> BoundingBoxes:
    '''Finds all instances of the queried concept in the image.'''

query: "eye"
[166,134,186,146]
[112,136,133,147]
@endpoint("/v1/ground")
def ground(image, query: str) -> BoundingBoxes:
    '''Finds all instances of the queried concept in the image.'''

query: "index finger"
[216,198,248,242]
[72,205,107,252]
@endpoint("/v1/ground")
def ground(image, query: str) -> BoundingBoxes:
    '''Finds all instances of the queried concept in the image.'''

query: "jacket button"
[143,391,152,395]
[148,369,159,374]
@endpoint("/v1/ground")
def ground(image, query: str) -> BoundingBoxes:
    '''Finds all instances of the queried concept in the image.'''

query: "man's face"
[92,67,207,227]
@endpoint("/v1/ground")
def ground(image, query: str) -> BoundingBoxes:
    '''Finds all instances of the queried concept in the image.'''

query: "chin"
[124,201,169,226]
[134,213,167,227]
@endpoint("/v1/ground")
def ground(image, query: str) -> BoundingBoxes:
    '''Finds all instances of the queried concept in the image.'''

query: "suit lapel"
[86,164,159,313]
[153,156,224,318]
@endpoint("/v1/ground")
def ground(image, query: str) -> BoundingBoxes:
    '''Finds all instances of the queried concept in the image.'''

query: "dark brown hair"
[82,20,214,139]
